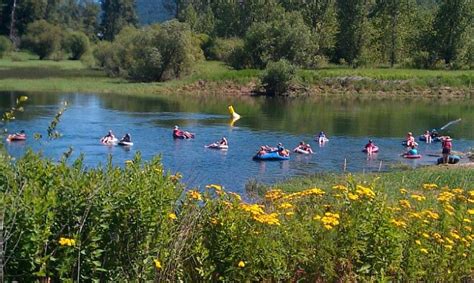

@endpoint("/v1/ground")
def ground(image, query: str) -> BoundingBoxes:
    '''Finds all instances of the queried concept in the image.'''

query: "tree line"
[0,0,472,82]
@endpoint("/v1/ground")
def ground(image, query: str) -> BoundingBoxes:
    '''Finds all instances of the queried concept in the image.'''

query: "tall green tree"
[432,0,472,64]
[335,0,372,65]
[100,0,138,40]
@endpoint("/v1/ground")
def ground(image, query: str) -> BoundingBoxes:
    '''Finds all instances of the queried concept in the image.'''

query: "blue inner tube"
[253,151,290,161]
[437,155,460,165]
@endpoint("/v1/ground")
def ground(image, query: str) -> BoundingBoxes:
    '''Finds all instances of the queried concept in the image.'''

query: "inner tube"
[118,141,133,146]
[403,154,422,159]
[100,137,118,145]
[362,146,379,153]
[206,143,228,150]
[253,151,290,161]
[437,155,460,165]
[294,148,312,154]
[173,131,195,139]
[7,134,26,141]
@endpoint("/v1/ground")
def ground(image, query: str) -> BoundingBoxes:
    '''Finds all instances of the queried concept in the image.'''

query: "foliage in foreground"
[1,152,182,281]
[2,152,472,281]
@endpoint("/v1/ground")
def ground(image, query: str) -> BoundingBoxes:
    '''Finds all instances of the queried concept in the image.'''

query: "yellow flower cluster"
[253,212,280,225]
[228,192,242,201]
[187,190,202,201]
[240,203,264,215]
[168,213,177,220]
[437,191,455,202]
[206,184,224,195]
[278,202,293,209]
[390,219,407,229]
[468,209,474,215]
[332,184,348,193]
[153,259,162,269]
[400,188,408,194]
[315,212,340,230]
[59,237,76,247]
[399,199,411,209]
[265,189,285,201]
[411,194,426,201]
[238,260,245,268]
[423,183,438,190]
[422,210,439,220]
[283,188,325,200]
[348,193,359,201]
[355,185,375,199]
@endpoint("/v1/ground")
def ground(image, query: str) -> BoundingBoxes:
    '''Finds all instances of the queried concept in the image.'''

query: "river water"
[1,91,473,192]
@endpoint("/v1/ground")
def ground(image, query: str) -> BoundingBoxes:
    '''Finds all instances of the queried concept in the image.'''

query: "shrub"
[234,11,318,69]
[260,59,297,96]
[22,20,64,60]
[206,37,244,61]
[94,21,203,82]
[63,31,90,60]
[0,35,12,58]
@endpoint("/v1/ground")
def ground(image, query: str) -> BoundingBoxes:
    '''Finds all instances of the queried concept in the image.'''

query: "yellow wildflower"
[399,199,411,209]
[422,233,430,239]
[210,217,218,225]
[206,184,224,195]
[400,188,408,194]
[432,232,442,239]
[153,259,162,269]
[445,237,454,244]
[423,183,438,190]
[253,213,280,225]
[278,202,293,209]
[356,185,375,199]
[240,203,264,215]
[168,213,177,220]
[464,226,472,232]
[265,189,285,201]
[468,209,474,215]
[332,184,348,192]
[420,248,429,254]
[170,173,182,183]
[423,210,439,220]
[238,261,245,268]
[411,194,426,201]
[285,211,295,217]
[228,192,242,201]
[348,193,359,200]
[450,231,461,240]
[469,190,474,197]
[390,219,407,229]
[415,240,421,245]
[319,212,340,229]
[59,237,75,247]
[438,191,455,203]
[313,215,321,220]
[444,245,453,250]
[408,212,422,219]
[187,190,202,201]
[464,218,471,223]
[452,188,464,194]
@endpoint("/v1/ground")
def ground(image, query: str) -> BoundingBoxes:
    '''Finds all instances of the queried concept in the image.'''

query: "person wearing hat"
[441,136,453,164]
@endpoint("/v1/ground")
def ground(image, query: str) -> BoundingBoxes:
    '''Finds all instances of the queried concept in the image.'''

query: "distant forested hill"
[136,0,174,25]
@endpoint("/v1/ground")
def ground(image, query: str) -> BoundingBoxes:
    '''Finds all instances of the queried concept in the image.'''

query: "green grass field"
[0,52,472,96]
[261,166,474,198]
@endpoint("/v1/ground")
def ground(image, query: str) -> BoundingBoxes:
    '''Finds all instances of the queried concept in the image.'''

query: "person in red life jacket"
[441,136,453,164]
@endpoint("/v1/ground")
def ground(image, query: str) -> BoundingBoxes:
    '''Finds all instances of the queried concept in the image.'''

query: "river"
[2,91,473,192]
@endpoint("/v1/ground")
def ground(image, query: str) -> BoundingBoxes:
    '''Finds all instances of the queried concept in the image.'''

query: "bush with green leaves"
[93,21,203,82]
[230,11,317,69]
[205,37,243,61]
[22,20,64,60]
[63,31,90,60]
[0,36,12,58]
[1,151,183,281]
[260,59,297,96]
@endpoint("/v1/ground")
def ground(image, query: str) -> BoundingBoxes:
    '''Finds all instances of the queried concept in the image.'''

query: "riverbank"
[0,53,472,98]
[256,165,474,197]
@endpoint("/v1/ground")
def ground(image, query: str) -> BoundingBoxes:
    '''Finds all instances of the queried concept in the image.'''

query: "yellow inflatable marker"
[228,105,241,127]
[228,105,241,119]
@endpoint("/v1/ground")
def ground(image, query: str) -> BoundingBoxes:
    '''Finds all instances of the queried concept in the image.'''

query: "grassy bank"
[265,166,474,197]
[0,52,472,97]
